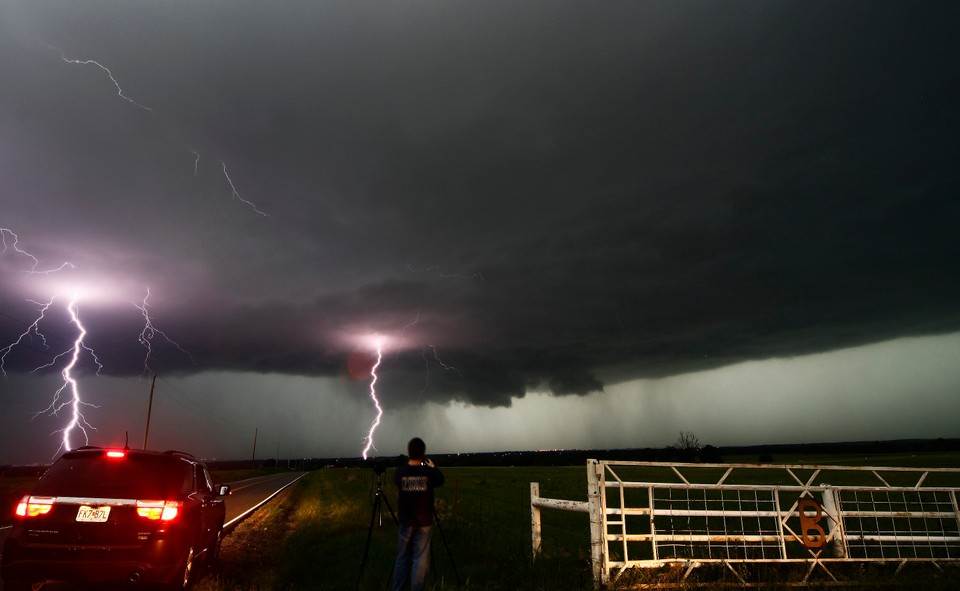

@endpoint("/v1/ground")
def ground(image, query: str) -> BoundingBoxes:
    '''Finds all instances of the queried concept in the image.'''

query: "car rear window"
[33,452,195,498]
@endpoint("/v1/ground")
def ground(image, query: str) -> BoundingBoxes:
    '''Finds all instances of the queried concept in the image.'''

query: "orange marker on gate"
[797,498,827,549]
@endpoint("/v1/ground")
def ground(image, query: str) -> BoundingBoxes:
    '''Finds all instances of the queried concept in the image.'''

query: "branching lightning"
[52,47,154,113]
[1,233,96,454]
[221,162,270,217]
[0,298,55,376]
[50,44,275,222]
[1,229,76,376]
[34,294,100,455]
[418,344,463,404]
[1,228,75,274]
[4,294,102,456]
[361,339,384,460]
[136,288,196,376]
[429,345,463,379]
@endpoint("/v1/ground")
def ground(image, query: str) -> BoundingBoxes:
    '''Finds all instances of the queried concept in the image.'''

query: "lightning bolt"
[429,345,463,379]
[392,312,465,405]
[407,264,484,282]
[417,344,463,404]
[135,288,196,376]
[1,227,106,455]
[52,47,154,113]
[0,298,55,376]
[361,339,384,460]
[221,162,270,217]
[51,44,277,222]
[26,295,101,456]
[392,311,422,358]
[1,228,75,274]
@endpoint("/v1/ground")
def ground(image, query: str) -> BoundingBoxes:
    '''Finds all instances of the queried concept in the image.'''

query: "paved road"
[0,471,308,590]
[221,471,307,528]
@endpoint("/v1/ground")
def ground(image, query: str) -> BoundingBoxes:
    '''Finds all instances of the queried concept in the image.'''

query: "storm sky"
[1,1,958,464]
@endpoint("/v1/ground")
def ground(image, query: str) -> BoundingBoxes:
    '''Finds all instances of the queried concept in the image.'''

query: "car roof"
[65,446,200,463]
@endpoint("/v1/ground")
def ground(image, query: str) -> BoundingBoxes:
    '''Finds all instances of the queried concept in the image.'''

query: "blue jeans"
[393,523,433,591]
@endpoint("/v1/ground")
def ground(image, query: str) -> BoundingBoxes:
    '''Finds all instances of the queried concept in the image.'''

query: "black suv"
[1,447,230,590]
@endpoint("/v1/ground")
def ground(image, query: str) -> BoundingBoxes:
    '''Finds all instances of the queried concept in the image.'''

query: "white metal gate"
[530,459,960,587]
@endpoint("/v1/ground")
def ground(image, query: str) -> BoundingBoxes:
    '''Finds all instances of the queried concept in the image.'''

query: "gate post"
[587,459,606,587]
[821,486,846,558]
[531,482,542,559]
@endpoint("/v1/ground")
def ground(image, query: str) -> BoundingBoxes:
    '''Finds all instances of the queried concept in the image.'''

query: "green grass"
[192,454,960,590]
[195,466,597,591]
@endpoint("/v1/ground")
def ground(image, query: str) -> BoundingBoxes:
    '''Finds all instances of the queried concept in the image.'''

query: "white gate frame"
[531,459,960,588]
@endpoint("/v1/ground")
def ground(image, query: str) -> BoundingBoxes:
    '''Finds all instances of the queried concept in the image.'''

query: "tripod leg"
[381,489,399,525]
[357,491,383,591]
[432,506,461,586]
[381,495,399,590]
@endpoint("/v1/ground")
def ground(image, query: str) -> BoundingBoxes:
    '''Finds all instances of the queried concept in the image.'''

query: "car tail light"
[106,450,126,458]
[136,500,181,521]
[15,495,55,517]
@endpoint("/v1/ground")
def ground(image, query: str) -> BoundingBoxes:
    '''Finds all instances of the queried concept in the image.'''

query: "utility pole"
[251,427,258,462]
[143,373,157,449]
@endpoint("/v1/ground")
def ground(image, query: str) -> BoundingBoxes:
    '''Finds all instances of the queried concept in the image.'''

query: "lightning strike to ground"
[136,289,196,376]
[16,295,102,456]
[221,162,270,217]
[43,295,98,454]
[192,151,201,176]
[53,48,155,113]
[361,340,384,460]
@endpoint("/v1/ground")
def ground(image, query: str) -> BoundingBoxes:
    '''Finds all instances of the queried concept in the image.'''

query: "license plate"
[76,505,110,523]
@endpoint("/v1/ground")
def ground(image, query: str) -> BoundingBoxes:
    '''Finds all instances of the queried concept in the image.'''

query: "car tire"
[206,530,223,567]
[164,545,195,590]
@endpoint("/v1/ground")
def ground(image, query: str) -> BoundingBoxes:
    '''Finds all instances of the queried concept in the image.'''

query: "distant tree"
[670,431,702,462]
[675,431,701,451]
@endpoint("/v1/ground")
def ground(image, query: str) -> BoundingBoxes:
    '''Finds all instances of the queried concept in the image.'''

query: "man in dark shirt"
[393,437,444,591]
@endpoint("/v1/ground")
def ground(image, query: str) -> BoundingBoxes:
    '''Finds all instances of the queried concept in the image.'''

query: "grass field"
[192,452,960,590]
[196,465,596,591]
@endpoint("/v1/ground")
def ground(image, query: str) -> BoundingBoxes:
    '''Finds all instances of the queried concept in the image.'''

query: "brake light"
[136,500,181,521]
[106,450,126,458]
[15,496,55,517]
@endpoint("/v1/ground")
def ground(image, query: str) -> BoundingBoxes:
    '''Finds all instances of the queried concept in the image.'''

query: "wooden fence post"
[530,482,542,560]
[587,459,606,588]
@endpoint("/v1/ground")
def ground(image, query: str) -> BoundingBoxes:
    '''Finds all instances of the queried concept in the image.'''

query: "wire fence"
[532,460,960,588]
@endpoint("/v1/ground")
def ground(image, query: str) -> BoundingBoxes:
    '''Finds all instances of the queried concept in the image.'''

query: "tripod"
[431,504,461,587]
[357,468,398,591]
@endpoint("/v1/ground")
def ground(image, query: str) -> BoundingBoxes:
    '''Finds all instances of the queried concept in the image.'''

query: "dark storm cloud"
[2,1,959,407]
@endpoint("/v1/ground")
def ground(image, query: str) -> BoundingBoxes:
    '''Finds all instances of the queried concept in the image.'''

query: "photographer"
[392,437,444,591]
